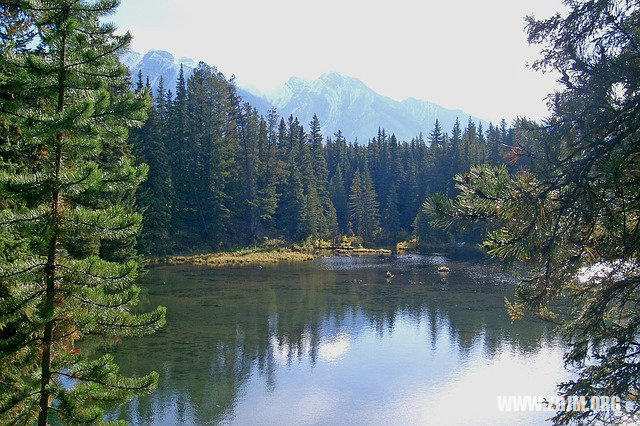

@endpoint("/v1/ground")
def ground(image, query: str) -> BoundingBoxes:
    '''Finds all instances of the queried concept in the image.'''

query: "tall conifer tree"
[348,166,380,241]
[329,168,348,234]
[309,114,338,237]
[0,1,166,423]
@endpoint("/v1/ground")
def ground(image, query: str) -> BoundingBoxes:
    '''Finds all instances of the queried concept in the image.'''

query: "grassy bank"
[295,236,392,256]
[163,247,314,266]
[153,236,485,268]
[155,237,395,267]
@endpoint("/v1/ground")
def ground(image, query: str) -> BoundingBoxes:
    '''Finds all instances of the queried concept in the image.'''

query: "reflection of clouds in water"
[270,332,313,365]
[359,341,567,426]
[291,389,341,424]
[425,255,448,266]
[270,335,290,364]
[394,254,438,267]
[317,254,444,272]
[230,385,341,425]
[270,332,351,364]
[316,254,488,271]
[316,256,388,271]
[111,261,564,425]
[316,255,520,289]
[234,314,564,426]
[318,333,350,362]
[465,270,519,286]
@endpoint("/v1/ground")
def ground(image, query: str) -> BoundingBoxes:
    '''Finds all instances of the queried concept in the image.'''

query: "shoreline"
[148,240,485,268]
[158,248,314,267]
[151,245,394,267]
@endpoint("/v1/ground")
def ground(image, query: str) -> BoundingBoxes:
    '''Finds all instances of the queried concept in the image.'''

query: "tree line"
[131,66,515,254]
[2,0,638,424]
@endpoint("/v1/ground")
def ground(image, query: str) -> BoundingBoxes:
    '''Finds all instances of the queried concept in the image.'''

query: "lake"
[104,254,567,425]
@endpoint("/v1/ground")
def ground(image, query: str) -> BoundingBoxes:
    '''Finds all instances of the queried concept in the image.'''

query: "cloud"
[318,333,350,362]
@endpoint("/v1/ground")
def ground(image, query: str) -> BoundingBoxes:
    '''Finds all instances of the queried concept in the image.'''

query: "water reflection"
[102,255,566,425]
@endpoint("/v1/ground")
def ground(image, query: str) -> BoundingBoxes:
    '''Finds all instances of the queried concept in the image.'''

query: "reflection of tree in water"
[99,259,558,424]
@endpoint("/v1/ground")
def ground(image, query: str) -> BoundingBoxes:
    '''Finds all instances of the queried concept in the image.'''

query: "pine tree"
[476,122,486,164]
[297,135,322,238]
[309,114,338,237]
[486,123,503,166]
[237,102,260,241]
[278,164,306,239]
[329,168,348,234]
[381,181,401,240]
[0,1,166,424]
[167,63,190,241]
[429,121,448,195]
[428,118,443,149]
[184,63,213,240]
[447,118,462,195]
[348,170,364,238]
[183,63,237,244]
[460,119,479,171]
[135,70,144,92]
[274,117,306,239]
[255,114,279,234]
[348,166,380,241]
[133,89,174,254]
[360,165,380,240]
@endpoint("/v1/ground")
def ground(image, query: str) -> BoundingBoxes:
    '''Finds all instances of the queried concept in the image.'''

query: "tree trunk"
[38,23,67,425]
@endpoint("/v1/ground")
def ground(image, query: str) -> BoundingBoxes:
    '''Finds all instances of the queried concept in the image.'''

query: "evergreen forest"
[1,0,639,424]
[129,66,517,254]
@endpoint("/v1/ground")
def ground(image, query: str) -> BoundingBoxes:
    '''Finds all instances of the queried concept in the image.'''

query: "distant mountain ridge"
[266,72,489,142]
[120,49,272,116]
[121,49,489,142]
[121,50,193,94]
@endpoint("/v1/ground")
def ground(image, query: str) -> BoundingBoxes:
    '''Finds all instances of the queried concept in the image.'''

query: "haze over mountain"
[122,50,490,142]
[121,50,273,116]
[267,73,490,142]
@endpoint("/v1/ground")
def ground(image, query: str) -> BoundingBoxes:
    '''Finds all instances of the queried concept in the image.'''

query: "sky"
[111,0,566,124]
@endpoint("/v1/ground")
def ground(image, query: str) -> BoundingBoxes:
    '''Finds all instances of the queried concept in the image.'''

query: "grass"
[157,237,395,267]
[350,247,392,254]
[164,247,314,266]
[295,236,392,255]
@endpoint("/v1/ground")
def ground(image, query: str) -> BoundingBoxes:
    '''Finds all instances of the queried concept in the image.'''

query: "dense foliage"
[428,0,640,423]
[6,0,635,424]
[0,1,165,424]
[130,68,515,253]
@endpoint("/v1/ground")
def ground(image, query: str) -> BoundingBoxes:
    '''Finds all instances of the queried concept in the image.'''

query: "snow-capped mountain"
[121,49,272,116]
[121,50,489,142]
[122,50,192,93]
[265,72,489,142]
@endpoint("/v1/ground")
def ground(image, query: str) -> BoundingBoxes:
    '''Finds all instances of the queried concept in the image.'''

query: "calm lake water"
[104,255,567,425]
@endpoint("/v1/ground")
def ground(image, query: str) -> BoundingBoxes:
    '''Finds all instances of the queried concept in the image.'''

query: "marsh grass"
[156,237,395,267]
[165,247,314,266]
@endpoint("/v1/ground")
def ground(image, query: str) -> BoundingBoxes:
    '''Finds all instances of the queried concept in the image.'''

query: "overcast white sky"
[111,0,565,124]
